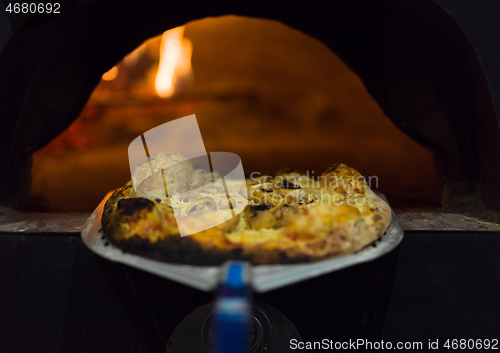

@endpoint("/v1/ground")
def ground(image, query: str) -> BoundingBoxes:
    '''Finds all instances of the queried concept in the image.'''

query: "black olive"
[250,204,272,212]
[281,179,300,189]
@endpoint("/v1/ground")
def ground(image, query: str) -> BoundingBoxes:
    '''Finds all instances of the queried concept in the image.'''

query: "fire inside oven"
[2,1,499,216]
[29,16,441,212]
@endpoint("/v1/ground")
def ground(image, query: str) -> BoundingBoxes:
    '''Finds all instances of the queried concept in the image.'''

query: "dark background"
[0,231,499,352]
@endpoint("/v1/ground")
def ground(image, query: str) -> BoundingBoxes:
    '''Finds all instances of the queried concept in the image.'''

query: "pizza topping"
[218,196,236,210]
[187,169,212,189]
[249,203,272,213]
[182,189,201,202]
[321,163,366,196]
[186,197,218,216]
[273,203,299,228]
[248,211,277,230]
[202,183,224,194]
[214,215,240,232]
[133,152,193,199]
[224,228,290,246]
[248,183,274,198]
[280,179,300,189]
[165,180,187,197]
[298,193,318,207]
[238,185,248,198]
[277,188,308,203]
[284,204,363,241]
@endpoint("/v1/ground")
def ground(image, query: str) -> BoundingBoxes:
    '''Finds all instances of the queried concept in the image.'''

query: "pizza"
[101,152,392,265]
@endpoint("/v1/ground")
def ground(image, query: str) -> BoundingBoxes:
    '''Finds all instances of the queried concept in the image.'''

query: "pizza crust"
[102,163,392,265]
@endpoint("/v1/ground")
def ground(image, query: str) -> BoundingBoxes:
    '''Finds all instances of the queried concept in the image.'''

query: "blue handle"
[212,262,251,353]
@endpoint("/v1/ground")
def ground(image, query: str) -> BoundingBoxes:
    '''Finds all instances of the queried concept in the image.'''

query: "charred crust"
[108,234,254,265]
[230,248,244,256]
[324,164,340,174]
[105,224,320,265]
[117,198,135,209]
[117,198,154,216]
[278,251,310,264]
[278,251,288,261]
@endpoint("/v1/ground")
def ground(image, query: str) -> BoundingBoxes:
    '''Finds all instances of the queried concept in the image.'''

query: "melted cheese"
[129,156,380,245]
[225,228,287,245]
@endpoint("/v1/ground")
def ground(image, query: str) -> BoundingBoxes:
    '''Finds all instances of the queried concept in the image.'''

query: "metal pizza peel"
[81,191,404,293]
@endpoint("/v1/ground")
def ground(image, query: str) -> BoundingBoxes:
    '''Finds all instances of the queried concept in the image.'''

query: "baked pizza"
[102,152,391,265]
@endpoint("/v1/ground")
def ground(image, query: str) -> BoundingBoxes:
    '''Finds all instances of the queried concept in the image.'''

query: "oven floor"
[2,210,500,233]
[0,230,498,352]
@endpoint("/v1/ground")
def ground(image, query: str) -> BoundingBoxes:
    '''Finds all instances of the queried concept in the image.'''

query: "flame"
[102,66,119,81]
[155,26,193,98]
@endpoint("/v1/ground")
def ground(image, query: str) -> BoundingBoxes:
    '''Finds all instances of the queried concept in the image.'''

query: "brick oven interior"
[28,15,442,212]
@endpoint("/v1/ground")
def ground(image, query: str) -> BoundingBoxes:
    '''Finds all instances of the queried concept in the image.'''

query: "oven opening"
[27,15,441,212]
[2,2,500,350]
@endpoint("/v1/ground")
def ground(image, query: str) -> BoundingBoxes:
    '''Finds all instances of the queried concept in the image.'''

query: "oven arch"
[1,0,498,210]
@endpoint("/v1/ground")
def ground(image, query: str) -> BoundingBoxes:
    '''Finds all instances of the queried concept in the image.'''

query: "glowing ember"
[155,26,193,98]
[102,66,119,81]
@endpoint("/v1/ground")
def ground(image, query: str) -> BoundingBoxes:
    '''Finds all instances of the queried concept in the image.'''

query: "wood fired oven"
[1,0,500,212]
[1,0,500,352]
